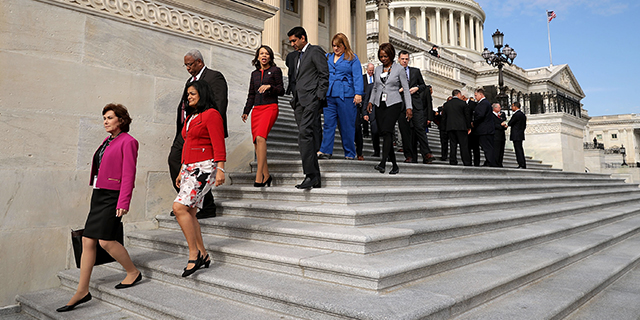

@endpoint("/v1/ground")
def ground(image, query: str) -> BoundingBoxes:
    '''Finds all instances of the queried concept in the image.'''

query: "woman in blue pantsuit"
[317,33,364,160]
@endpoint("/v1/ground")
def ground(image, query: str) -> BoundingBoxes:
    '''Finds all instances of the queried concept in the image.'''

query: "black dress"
[83,137,123,241]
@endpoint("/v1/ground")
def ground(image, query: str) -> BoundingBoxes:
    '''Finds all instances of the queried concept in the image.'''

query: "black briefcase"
[71,226,123,268]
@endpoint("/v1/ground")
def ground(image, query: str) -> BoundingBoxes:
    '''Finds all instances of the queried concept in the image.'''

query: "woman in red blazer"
[58,104,142,312]
[242,45,284,187]
[173,80,226,277]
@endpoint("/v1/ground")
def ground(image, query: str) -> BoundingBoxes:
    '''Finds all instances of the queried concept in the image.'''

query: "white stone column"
[469,16,475,51]
[302,0,319,44]
[404,7,410,32]
[377,0,389,44]
[335,0,351,37]
[448,10,454,46]
[475,19,481,51]
[355,0,367,61]
[262,0,281,59]
[480,24,484,49]
[419,6,426,39]
[435,7,442,45]
[389,8,395,28]
[460,13,466,48]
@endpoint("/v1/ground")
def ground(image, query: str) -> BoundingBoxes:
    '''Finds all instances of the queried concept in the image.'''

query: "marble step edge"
[212,182,635,205]
[214,188,640,226]
[128,208,640,291]
[154,193,640,254]
[54,267,292,320]
[228,171,622,187]
[60,220,640,320]
[452,234,640,320]
[16,287,149,320]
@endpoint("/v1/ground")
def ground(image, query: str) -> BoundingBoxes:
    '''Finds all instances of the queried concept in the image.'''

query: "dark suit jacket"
[473,98,495,136]
[421,86,434,122]
[285,51,298,95]
[405,67,426,110]
[362,73,374,115]
[508,109,526,141]
[493,112,507,141]
[442,97,471,132]
[292,44,329,107]
[176,67,229,138]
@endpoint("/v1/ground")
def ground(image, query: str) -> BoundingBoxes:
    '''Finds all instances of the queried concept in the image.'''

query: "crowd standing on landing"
[57,26,527,312]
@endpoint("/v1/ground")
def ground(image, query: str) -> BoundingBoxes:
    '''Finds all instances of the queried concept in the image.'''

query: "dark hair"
[287,26,307,41]
[512,101,521,108]
[378,43,395,62]
[185,80,217,115]
[252,45,276,69]
[398,50,410,58]
[452,89,461,97]
[102,103,132,132]
[475,88,485,95]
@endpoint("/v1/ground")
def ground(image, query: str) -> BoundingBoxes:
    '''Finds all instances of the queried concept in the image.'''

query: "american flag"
[547,10,557,22]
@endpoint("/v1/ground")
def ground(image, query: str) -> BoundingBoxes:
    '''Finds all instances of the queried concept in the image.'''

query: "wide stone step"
[156,193,640,254]
[565,262,640,320]
[16,287,146,320]
[213,188,640,225]
[453,234,640,320]
[213,181,633,205]
[129,204,640,291]
[54,267,291,320]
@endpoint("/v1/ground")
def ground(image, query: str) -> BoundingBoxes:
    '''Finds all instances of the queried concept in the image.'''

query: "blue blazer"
[326,53,364,99]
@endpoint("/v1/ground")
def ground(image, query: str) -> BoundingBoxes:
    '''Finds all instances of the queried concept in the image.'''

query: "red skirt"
[251,103,279,142]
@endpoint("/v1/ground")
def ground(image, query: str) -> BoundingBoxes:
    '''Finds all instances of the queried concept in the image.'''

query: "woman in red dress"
[242,45,285,187]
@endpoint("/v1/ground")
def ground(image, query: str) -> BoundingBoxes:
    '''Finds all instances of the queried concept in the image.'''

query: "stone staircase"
[12,99,640,320]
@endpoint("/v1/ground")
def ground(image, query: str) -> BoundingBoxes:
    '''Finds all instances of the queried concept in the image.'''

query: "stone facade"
[0,0,275,306]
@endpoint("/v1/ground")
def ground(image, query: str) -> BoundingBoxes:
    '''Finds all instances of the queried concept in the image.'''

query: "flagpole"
[547,10,553,66]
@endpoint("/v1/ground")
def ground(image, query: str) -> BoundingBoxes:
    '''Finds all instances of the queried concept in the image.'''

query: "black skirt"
[83,188,123,241]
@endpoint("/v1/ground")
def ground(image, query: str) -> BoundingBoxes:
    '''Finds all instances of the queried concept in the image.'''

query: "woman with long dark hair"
[242,45,284,187]
[173,80,226,277]
[366,43,413,174]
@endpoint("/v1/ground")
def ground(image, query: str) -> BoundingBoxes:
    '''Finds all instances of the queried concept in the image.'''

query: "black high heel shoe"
[182,251,203,277]
[263,175,272,187]
[389,165,399,175]
[201,253,211,268]
[56,292,92,312]
[374,164,385,173]
[254,174,266,187]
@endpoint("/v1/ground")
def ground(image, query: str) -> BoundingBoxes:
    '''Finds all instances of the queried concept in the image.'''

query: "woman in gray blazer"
[366,43,412,174]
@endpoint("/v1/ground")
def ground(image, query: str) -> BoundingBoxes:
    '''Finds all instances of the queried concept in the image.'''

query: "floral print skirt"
[174,159,217,209]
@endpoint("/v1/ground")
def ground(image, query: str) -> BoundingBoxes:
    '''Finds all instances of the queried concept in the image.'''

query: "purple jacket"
[89,132,139,210]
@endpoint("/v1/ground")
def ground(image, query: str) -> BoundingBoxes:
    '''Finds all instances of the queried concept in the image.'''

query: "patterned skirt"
[174,159,218,209]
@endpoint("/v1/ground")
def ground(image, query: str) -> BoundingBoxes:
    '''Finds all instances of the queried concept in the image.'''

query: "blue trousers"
[319,96,357,158]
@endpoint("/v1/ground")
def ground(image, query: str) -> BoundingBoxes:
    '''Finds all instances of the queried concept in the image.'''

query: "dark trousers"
[168,135,216,214]
[478,134,496,167]
[448,130,471,166]
[438,128,448,160]
[398,107,432,161]
[355,111,364,157]
[377,102,403,168]
[513,140,526,168]
[494,138,505,167]
[468,133,481,166]
[293,99,322,177]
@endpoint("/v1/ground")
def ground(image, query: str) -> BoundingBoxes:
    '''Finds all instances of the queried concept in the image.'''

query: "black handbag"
[71,225,123,268]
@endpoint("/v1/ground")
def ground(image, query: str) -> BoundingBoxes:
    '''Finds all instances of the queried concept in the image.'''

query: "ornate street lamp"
[620,144,628,166]
[482,30,517,108]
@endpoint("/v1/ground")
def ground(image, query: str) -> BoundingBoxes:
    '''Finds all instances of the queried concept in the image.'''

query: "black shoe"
[196,209,216,219]
[170,211,175,217]
[201,254,211,268]
[263,175,272,187]
[182,251,203,277]
[389,166,399,175]
[56,293,92,312]
[295,176,320,189]
[115,272,142,289]
[423,154,434,164]
[403,157,413,163]
[254,174,266,187]
[317,153,332,159]
[374,164,385,173]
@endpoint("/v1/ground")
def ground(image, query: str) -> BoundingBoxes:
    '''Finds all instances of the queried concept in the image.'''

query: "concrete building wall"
[0,0,274,306]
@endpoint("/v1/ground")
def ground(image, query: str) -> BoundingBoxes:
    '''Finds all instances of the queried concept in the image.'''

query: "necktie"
[369,76,373,84]
[192,76,196,82]
[405,67,410,81]
[296,51,303,74]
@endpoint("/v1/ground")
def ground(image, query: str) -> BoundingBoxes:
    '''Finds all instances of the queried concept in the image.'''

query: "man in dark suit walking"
[362,63,380,157]
[473,88,496,167]
[356,63,376,160]
[287,26,329,189]
[492,103,507,167]
[167,49,228,218]
[442,89,472,166]
[466,97,481,166]
[396,51,434,164]
[508,101,527,169]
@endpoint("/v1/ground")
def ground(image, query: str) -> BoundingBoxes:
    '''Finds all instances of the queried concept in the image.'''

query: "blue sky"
[476,0,640,116]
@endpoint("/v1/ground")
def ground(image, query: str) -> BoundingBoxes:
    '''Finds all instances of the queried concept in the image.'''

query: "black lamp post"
[621,144,628,166]
[482,30,517,108]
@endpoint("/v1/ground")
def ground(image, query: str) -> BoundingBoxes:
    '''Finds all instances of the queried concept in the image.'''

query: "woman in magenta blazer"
[173,80,226,277]
[57,104,142,313]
